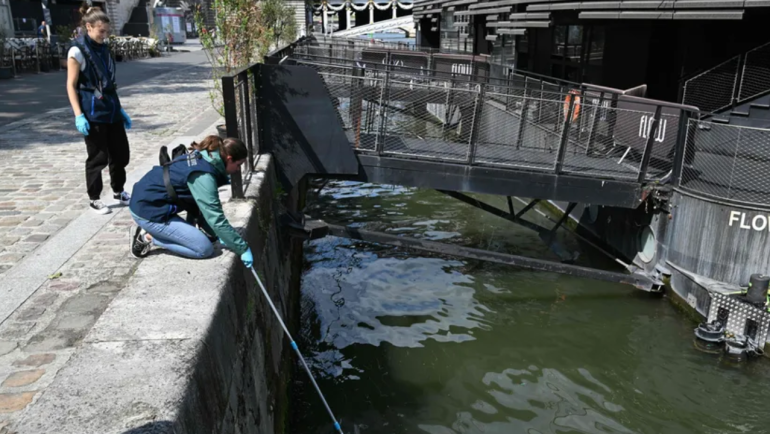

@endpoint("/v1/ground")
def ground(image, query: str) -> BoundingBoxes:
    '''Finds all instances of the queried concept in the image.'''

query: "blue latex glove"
[120,108,132,130]
[241,248,253,268]
[75,114,90,136]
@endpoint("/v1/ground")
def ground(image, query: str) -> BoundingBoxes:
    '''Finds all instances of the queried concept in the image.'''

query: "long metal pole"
[248,267,344,434]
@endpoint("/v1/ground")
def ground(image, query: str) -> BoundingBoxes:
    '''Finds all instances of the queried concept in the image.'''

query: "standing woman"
[65,4,132,214]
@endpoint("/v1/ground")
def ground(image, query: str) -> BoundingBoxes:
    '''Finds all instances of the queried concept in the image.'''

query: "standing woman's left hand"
[120,108,132,130]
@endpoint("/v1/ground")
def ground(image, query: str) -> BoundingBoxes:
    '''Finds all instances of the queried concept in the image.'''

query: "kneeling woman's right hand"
[241,248,253,268]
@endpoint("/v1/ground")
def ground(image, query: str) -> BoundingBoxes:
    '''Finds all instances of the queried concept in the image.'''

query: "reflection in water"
[292,181,770,434]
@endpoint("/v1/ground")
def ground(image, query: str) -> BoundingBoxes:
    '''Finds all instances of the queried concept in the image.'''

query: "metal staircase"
[677,41,770,207]
[683,41,770,128]
[122,0,150,37]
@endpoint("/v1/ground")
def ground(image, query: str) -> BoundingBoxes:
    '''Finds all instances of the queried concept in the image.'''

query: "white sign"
[639,115,667,143]
[186,22,192,32]
[728,211,770,232]
[451,63,472,75]
[172,16,181,33]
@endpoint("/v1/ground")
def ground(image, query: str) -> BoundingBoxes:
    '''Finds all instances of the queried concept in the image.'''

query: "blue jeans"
[133,215,214,259]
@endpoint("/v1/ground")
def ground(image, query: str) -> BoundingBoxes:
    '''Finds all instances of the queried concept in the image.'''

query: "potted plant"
[194,0,296,132]
[0,26,14,79]
[54,25,73,68]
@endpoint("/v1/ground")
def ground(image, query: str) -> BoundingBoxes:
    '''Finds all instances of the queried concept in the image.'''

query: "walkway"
[0,54,221,430]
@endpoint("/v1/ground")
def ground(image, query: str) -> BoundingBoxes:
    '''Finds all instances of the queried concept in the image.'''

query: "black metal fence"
[680,120,770,206]
[301,60,688,182]
[1,39,63,76]
[1,37,159,78]
[682,41,770,115]
[221,65,260,198]
[221,36,707,200]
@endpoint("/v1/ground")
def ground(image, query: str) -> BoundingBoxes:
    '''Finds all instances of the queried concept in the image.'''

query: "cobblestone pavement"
[0,63,221,431]
[0,64,216,274]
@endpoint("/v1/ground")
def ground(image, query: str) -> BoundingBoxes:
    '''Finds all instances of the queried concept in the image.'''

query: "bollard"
[747,273,769,306]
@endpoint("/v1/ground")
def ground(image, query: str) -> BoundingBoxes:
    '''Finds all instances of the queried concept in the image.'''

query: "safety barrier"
[680,120,770,207]
[221,36,702,199]
[682,41,770,115]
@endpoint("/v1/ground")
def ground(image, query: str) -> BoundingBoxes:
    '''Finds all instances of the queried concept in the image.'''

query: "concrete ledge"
[13,155,302,433]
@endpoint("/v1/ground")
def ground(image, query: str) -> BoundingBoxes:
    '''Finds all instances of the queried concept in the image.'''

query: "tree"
[194,0,297,115]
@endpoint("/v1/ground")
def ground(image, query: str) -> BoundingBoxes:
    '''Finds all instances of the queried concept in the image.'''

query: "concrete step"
[712,116,731,124]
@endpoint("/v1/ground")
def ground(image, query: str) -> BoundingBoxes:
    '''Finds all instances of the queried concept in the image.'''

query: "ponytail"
[189,135,223,153]
[190,135,248,162]
[79,3,110,28]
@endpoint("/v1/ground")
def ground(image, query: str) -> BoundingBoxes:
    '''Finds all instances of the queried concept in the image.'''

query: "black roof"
[413,0,767,23]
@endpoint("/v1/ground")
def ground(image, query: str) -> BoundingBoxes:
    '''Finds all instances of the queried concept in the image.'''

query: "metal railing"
[222,64,260,198]
[0,37,160,79]
[221,36,700,198]
[303,61,684,182]
[302,36,585,91]
[682,41,770,115]
[219,39,306,197]
[679,120,770,206]
[1,38,63,76]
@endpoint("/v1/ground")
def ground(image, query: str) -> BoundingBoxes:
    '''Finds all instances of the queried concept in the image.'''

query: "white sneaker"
[113,191,131,206]
[90,200,111,215]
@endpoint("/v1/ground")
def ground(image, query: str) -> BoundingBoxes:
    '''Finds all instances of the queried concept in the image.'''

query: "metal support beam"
[437,191,577,262]
[539,202,579,263]
[354,154,646,209]
[325,224,657,291]
[515,198,540,219]
[545,202,577,242]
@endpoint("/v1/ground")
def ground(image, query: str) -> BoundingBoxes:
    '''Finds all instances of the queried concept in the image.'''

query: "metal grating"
[738,41,770,102]
[682,56,740,113]
[680,119,770,206]
[707,292,770,342]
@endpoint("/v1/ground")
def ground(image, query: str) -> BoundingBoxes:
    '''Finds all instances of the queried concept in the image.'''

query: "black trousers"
[85,121,130,200]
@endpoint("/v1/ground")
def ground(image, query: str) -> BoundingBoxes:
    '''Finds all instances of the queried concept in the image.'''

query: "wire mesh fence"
[680,120,770,206]
[682,56,740,114]
[738,41,770,102]
[381,79,477,162]
[294,60,680,182]
[220,36,698,199]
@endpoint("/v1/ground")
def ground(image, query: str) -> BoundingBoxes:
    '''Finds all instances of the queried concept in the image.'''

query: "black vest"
[130,152,225,223]
[75,35,121,124]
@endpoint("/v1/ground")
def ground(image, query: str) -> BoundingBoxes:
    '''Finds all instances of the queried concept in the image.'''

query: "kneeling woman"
[129,136,253,268]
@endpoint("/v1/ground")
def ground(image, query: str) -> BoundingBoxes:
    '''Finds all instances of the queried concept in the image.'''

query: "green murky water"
[290,181,770,434]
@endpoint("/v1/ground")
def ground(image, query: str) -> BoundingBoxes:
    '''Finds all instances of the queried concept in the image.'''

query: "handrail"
[220,36,708,202]
[682,39,770,114]
[304,35,588,90]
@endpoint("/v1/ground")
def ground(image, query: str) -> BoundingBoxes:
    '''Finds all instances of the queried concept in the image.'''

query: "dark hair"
[79,4,110,28]
[190,135,248,162]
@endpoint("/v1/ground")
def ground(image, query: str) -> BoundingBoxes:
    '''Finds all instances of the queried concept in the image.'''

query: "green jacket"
[187,150,249,255]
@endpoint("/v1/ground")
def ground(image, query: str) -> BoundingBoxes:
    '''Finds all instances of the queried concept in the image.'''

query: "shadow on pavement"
[120,421,176,434]
[0,50,210,128]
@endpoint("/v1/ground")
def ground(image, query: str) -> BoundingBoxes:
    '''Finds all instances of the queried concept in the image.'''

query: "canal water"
[291,181,770,434]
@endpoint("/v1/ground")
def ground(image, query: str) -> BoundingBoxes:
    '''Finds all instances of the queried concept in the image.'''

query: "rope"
[248,267,344,434]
